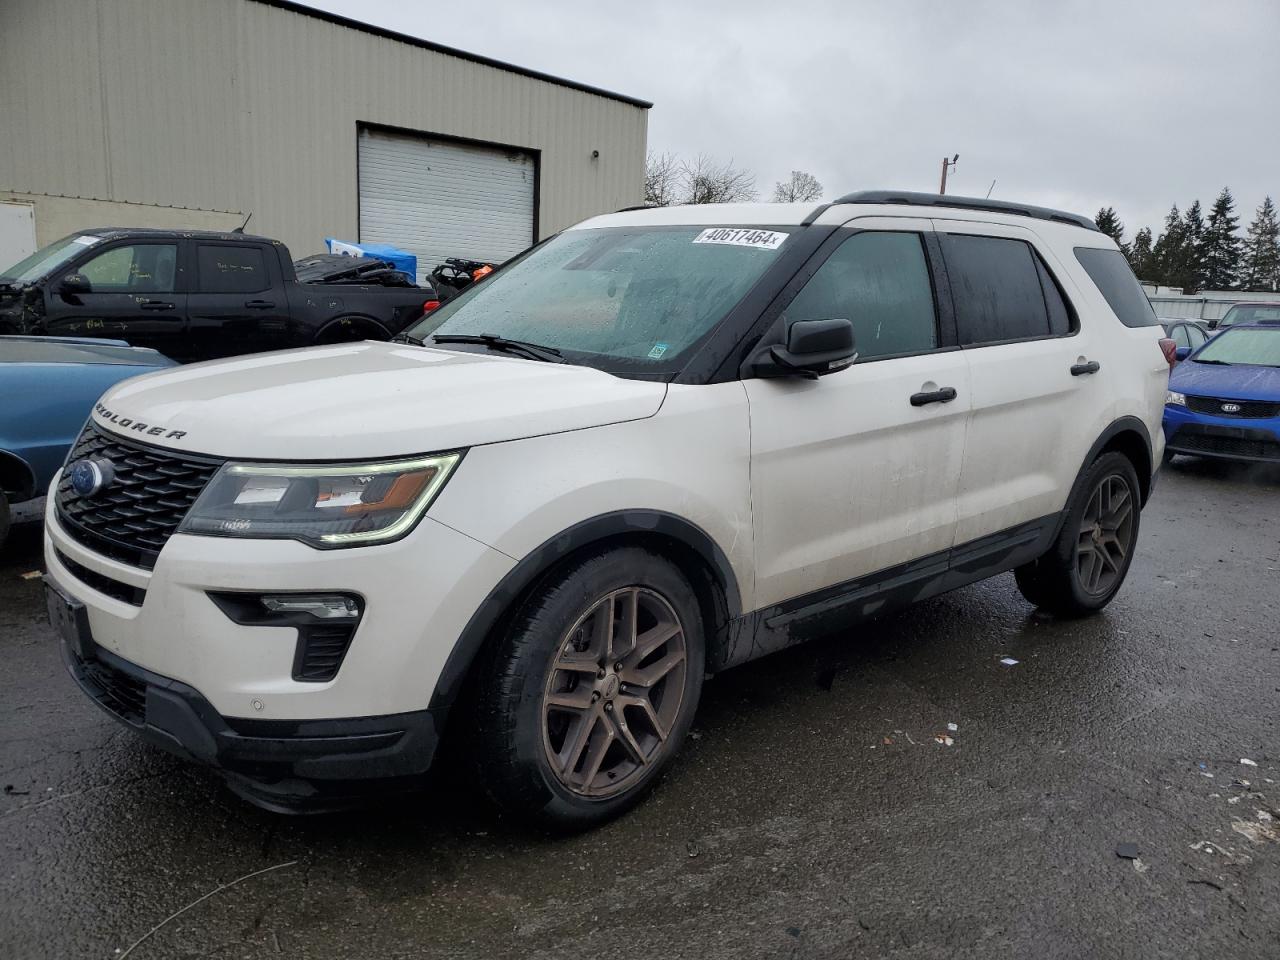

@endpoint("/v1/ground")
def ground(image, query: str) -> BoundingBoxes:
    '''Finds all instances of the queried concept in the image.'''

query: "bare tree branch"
[771,170,823,203]
[644,152,680,207]
[681,154,758,204]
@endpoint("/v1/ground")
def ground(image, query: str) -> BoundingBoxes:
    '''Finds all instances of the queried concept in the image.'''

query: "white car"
[44,191,1171,826]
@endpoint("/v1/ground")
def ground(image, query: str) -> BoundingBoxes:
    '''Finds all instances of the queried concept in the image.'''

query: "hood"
[1170,359,1280,402]
[94,342,667,459]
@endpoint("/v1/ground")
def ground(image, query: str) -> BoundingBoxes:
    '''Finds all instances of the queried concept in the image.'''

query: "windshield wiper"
[431,333,563,363]
[390,332,425,346]
[1194,358,1233,365]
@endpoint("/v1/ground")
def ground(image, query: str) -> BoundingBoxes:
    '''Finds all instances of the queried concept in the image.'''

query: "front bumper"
[55,590,441,811]
[1163,405,1280,463]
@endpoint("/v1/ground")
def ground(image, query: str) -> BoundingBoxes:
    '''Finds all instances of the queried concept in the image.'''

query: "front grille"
[1169,426,1280,462]
[78,654,148,724]
[56,423,223,569]
[54,549,146,606]
[1185,395,1280,419]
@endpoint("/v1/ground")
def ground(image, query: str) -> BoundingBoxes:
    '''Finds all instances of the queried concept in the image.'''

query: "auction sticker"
[692,228,788,250]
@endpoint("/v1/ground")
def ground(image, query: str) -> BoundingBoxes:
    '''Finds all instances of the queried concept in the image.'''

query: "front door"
[43,241,186,356]
[745,219,971,611]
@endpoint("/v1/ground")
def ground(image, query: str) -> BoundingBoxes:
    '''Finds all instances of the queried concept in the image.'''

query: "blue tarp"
[324,238,417,280]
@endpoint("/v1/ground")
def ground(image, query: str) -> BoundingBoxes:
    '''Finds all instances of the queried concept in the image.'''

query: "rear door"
[746,217,971,610]
[935,220,1102,544]
[42,240,186,356]
[187,242,293,359]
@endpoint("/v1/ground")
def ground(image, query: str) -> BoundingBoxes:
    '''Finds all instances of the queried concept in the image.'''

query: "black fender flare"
[428,510,743,709]
[314,315,392,343]
[0,449,38,502]
[1051,416,1154,541]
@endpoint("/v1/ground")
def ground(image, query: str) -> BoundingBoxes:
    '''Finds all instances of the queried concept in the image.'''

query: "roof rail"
[615,204,655,213]
[832,190,1099,232]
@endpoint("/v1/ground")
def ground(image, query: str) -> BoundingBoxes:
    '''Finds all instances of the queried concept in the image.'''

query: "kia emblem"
[1220,402,1241,414]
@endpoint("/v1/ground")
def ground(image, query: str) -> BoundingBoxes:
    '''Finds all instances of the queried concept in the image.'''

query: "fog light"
[261,595,360,619]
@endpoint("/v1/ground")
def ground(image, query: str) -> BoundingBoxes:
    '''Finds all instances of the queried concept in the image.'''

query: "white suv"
[44,191,1171,826]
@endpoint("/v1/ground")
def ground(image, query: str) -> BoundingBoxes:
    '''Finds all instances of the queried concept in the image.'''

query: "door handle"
[1071,360,1101,376]
[910,386,958,406]
[244,299,276,309]
[138,300,174,311]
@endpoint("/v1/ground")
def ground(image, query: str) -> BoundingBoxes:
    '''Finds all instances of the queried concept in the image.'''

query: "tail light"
[423,299,441,313]
[1158,337,1177,370]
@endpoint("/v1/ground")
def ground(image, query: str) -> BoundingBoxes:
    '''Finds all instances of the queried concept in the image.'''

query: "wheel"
[314,317,388,345]
[472,547,704,829]
[0,489,10,552]
[1014,451,1141,617]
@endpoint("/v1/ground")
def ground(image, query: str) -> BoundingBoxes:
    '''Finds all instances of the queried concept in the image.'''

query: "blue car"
[1164,322,1280,464]
[0,336,176,548]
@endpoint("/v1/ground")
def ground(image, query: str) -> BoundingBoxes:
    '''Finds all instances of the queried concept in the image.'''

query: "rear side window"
[197,245,269,293]
[781,231,938,360]
[1074,247,1158,327]
[942,234,1054,345]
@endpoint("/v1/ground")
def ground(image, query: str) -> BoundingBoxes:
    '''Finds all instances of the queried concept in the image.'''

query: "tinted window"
[943,235,1051,344]
[1074,247,1159,327]
[80,244,177,293]
[198,245,269,293]
[781,232,937,359]
[1035,257,1073,336]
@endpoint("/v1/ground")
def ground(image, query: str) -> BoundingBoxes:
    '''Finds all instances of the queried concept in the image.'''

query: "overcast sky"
[308,0,1279,238]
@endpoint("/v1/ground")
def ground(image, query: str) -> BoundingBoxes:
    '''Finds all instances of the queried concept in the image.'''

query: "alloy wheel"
[1075,474,1136,596]
[541,587,688,799]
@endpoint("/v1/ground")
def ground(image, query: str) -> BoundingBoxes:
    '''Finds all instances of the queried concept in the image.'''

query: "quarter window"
[782,231,938,360]
[80,244,177,293]
[1074,246,1159,328]
[942,234,1060,345]
[197,245,269,294]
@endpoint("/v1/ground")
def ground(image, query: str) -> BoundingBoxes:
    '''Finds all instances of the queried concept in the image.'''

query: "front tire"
[472,547,704,829]
[1015,452,1141,617]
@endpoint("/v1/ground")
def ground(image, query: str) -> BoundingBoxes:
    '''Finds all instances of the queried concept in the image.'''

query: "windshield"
[0,234,102,284]
[408,225,795,375]
[1220,304,1280,326]
[1193,326,1280,367]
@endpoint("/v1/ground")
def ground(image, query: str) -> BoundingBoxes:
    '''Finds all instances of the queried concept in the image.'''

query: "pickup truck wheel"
[472,547,704,830]
[314,317,389,345]
[1015,451,1141,618]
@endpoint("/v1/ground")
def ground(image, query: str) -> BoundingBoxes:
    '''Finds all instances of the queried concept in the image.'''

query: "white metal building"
[0,0,649,279]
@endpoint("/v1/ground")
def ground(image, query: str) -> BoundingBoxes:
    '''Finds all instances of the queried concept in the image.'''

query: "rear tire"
[1014,452,1141,617]
[471,547,704,830]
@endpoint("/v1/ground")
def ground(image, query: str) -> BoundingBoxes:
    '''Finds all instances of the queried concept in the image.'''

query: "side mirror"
[1206,319,1219,330]
[746,318,857,380]
[58,273,92,297]
[1174,346,1191,361]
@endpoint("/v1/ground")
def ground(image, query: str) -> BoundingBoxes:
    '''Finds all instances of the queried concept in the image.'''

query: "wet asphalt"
[1,460,1278,960]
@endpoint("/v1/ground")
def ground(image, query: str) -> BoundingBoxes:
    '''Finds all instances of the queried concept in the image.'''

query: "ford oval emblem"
[1220,402,1241,414]
[69,458,115,497]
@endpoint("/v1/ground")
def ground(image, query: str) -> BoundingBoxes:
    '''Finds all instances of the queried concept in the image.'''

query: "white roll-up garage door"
[358,127,536,283]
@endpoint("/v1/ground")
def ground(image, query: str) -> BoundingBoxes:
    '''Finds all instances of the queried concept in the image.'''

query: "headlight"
[1166,390,1186,406]
[178,452,462,547]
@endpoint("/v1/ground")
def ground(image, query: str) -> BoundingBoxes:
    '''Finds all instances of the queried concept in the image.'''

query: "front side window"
[1074,246,1159,328]
[943,234,1054,344]
[410,225,794,375]
[1193,327,1280,367]
[197,245,269,293]
[80,244,177,293]
[781,231,937,359]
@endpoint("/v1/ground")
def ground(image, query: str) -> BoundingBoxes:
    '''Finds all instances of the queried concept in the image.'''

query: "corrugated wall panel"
[0,0,647,256]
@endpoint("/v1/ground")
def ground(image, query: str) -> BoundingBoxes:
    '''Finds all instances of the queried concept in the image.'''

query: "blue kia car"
[1164,322,1280,464]
[0,336,175,549]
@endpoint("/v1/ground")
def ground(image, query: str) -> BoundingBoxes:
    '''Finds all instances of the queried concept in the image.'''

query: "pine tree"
[1094,207,1126,250]
[1152,205,1196,292]
[1182,200,1206,292]
[1128,227,1154,280]
[1201,187,1243,290]
[1239,196,1280,292]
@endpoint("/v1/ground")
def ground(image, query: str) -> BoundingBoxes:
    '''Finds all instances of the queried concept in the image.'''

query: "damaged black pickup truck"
[0,228,433,362]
